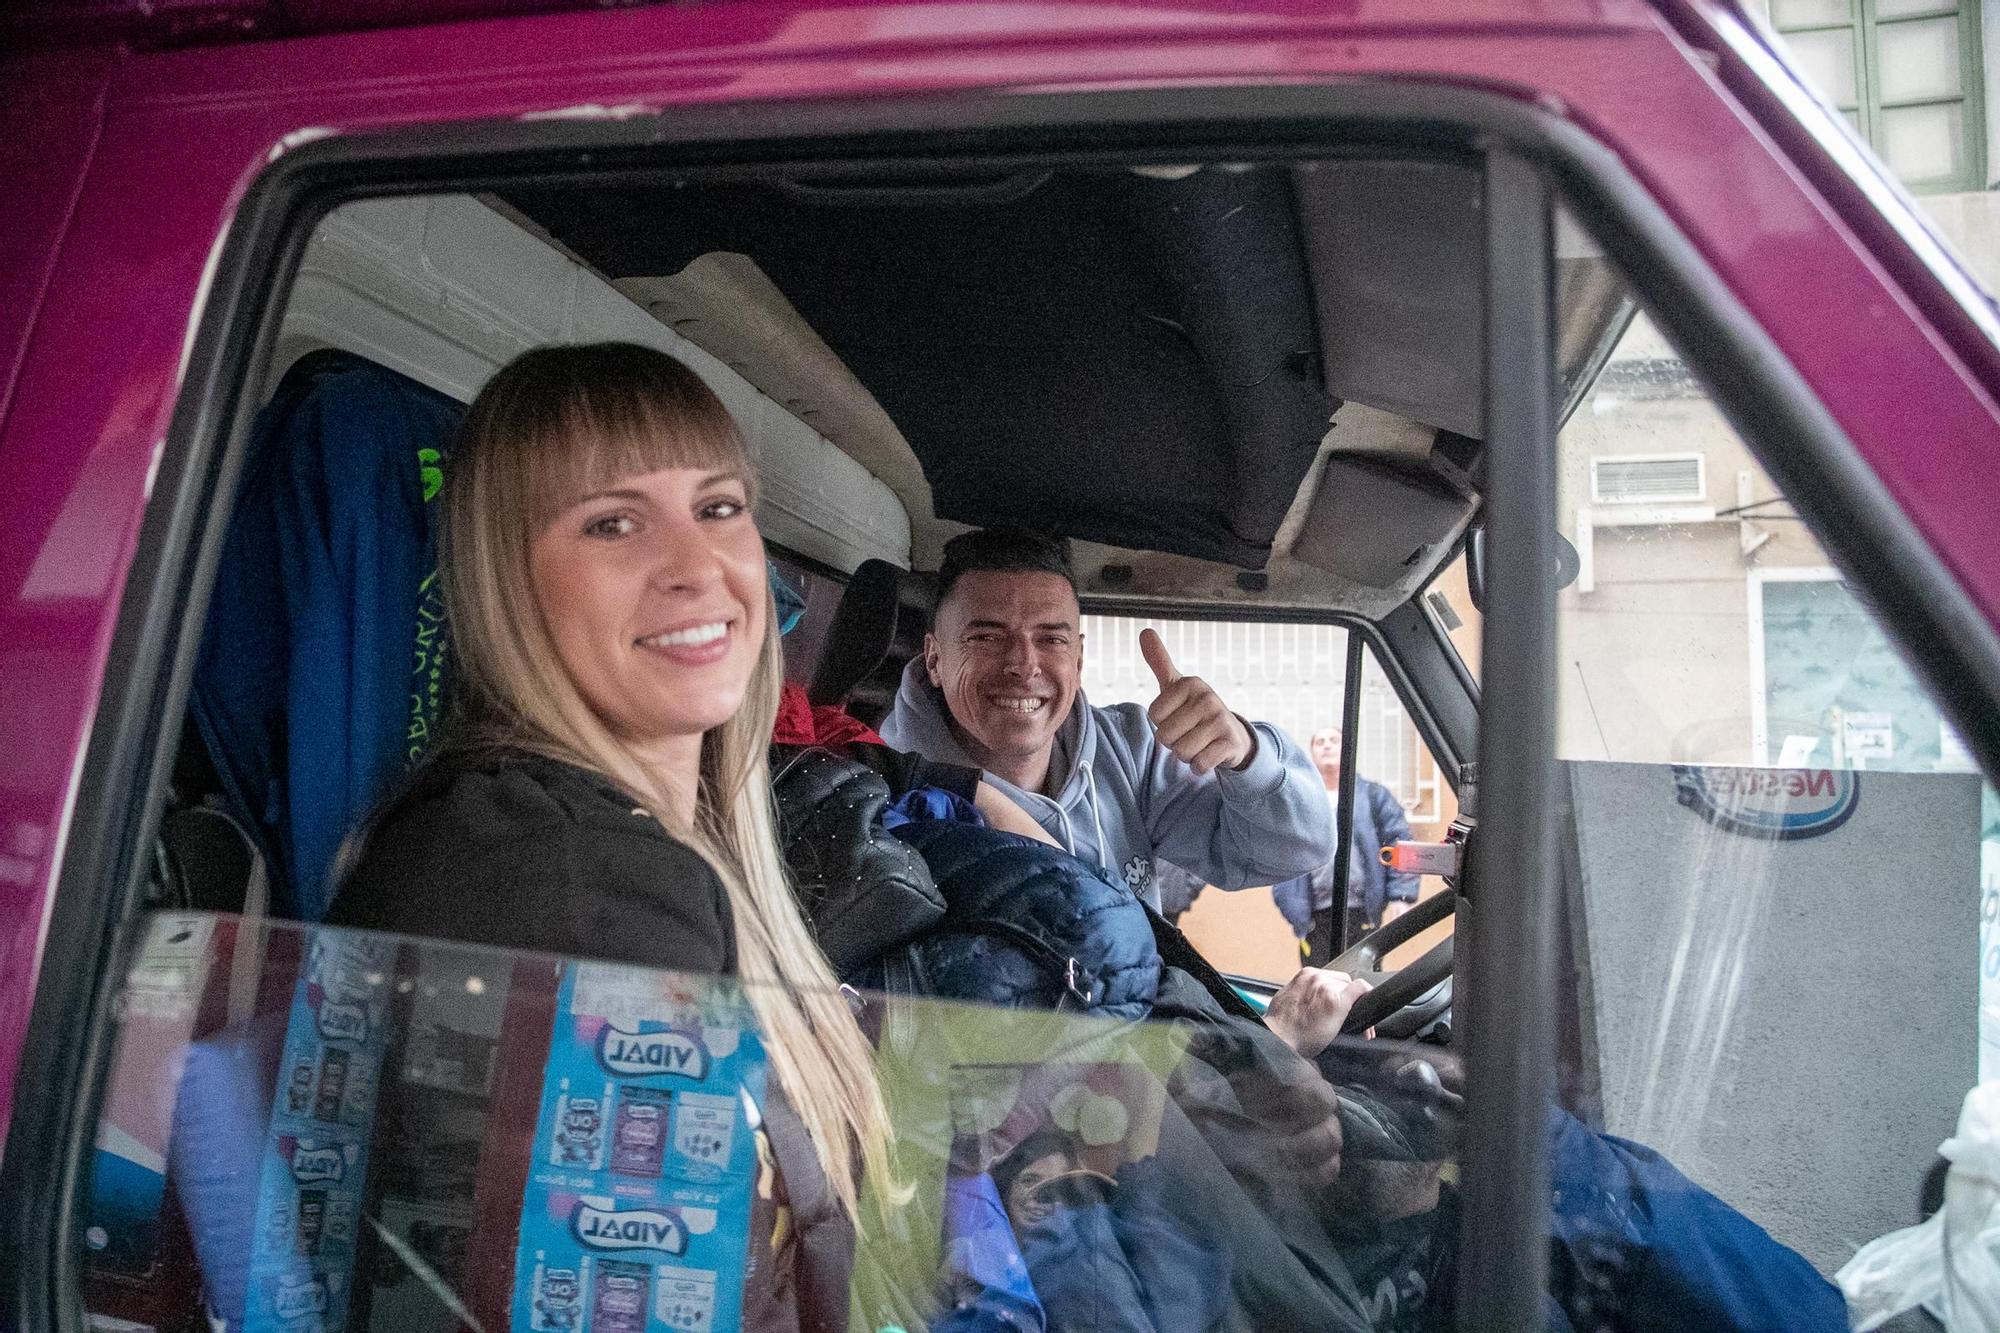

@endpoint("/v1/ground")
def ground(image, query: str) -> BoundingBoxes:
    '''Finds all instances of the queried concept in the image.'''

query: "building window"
[1773,0,1987,192]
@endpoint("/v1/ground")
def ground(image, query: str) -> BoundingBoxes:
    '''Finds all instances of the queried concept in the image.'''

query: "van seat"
[806,558,932,728]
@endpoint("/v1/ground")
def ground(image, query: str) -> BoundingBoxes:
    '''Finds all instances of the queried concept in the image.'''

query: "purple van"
[4,1,2000,1329]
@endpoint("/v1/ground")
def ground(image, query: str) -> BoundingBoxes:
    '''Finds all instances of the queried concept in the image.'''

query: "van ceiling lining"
[504,166,1335,570]
[613,254,951,565]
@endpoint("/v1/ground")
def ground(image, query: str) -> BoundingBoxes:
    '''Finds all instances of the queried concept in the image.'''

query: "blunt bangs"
[464,342,753,531]
[525,386,750,529]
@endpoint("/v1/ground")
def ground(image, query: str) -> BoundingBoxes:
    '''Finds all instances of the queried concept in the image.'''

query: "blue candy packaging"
[513,964,766,1333]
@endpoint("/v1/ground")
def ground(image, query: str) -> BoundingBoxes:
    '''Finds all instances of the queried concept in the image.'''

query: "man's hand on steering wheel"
[1263,967,1374,1059]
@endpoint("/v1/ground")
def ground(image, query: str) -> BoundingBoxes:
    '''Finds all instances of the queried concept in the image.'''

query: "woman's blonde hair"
[443,341,890,1216]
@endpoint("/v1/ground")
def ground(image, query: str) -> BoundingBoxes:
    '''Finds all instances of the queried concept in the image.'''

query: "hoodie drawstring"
[1079,762,1110,879]
[1029,788,1079,860]
[1029,762,1111,880]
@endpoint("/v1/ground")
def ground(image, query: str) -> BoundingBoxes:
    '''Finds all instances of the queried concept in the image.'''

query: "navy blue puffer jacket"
[860,820,1161,1020]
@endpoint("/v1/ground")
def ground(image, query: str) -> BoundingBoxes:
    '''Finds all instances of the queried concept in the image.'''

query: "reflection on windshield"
[80,914,1844,1333]
[81,914,1459,1333]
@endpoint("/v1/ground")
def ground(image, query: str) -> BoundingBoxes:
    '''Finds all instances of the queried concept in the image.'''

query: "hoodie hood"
[878,658,1108,859]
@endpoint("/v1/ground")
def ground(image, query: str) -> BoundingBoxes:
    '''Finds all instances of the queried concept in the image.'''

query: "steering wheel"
[1327,890,1457,1036]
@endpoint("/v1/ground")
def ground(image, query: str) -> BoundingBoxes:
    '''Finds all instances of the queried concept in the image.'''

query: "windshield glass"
[80,913,1464,1333]
[1078,616,1456,989]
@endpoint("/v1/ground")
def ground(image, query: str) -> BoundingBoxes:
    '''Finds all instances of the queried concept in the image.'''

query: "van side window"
[1547,304,1997,1272]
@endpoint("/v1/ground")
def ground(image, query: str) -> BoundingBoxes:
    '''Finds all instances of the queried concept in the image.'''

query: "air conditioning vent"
[1591,454,1705,504]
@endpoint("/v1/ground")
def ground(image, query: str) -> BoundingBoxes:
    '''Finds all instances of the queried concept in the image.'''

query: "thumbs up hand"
[1139,627,1257,775]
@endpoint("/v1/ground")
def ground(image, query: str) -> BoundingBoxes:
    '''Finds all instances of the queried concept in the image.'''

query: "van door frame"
[8,84,1998,1333]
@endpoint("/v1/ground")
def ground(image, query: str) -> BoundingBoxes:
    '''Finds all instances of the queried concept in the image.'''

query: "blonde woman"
[329,342,891,1327]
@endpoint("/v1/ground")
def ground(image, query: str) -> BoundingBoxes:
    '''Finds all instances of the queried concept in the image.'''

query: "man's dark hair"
[935,526,1078,609]
[992,1126,1075,1201]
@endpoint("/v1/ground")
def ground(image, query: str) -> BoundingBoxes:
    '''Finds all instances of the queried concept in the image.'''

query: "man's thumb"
[1140,627,1181,689]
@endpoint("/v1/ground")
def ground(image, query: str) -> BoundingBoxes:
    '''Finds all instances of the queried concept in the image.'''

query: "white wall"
[277,195,913,575]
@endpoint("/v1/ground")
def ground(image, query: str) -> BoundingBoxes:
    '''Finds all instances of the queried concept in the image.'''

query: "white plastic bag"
[1840,1082,2000,1331]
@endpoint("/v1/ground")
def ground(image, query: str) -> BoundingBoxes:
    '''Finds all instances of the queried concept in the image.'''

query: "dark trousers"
[1305,905,1375,963]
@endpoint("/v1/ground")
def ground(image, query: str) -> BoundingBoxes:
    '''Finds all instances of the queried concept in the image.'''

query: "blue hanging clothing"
[770,560,808,636]
[1542,1107,1848,1333]
[936,1172,1047,1333]
[191,351,462,922]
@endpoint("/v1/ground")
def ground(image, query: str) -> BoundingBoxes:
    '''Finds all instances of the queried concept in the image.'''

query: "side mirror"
[1465,525,1580,613]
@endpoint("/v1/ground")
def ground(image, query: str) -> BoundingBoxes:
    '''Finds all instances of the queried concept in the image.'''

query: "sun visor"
[1290,453,1478,591]
[1295,159,1487,440]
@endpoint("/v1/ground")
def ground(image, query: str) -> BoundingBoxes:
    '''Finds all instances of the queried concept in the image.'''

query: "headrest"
[806,559,932,727]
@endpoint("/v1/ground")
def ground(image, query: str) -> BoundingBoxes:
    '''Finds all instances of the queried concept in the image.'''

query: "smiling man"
[880,527,1335,913]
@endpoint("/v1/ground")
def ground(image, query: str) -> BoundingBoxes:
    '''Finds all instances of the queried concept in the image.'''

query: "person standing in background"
[1273,726,1419,960]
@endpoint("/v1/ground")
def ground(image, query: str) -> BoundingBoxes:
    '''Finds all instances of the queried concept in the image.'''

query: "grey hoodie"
[879,658,1336,909]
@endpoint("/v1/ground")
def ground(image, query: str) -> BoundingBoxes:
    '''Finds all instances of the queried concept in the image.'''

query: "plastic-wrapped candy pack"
[514,964,765,1333]
[1841,1082,2000,1332]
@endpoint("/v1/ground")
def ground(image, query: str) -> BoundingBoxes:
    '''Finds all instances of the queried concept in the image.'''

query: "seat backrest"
[806,558,934,727]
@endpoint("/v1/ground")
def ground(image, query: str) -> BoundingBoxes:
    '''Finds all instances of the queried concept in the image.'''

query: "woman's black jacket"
[328,746,738,974]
